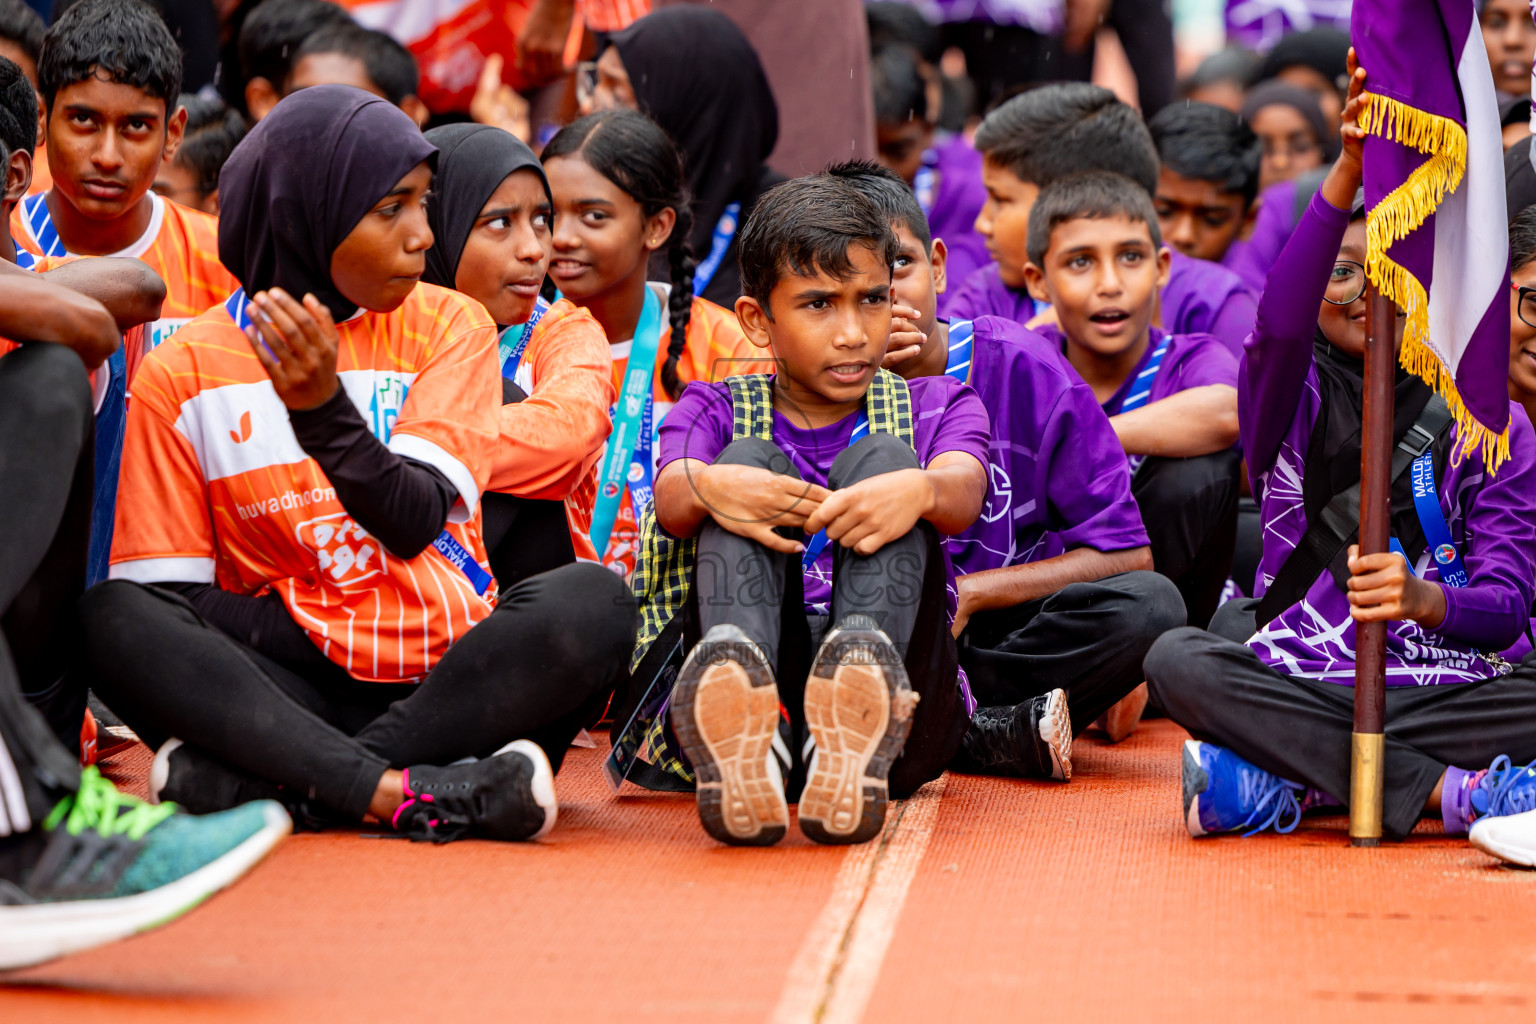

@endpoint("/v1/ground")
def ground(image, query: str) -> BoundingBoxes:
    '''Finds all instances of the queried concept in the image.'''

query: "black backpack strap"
[1254,394,1452,628]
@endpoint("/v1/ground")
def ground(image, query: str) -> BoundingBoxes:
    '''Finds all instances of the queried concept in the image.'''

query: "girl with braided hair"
[544,109,771,580]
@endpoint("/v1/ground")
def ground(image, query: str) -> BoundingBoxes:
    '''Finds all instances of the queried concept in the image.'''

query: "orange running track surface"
[4,719,1536,1023]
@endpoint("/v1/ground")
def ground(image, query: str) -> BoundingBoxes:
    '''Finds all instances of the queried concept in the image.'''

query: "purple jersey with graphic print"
[658,373,991,616]
[947,317,1147,576]
[1224,0,1352,52]
[1243,192,1536,686]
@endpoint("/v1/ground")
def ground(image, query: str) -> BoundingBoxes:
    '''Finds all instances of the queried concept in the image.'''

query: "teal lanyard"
[590,287,665,557]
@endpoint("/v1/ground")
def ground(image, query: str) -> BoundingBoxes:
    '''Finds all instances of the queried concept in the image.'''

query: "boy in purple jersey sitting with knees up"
[948,83,1259,359]
[1022,172,1241,629]
[830,160,1184,777]
[632,174,990,846]
[1146,63,1536,842]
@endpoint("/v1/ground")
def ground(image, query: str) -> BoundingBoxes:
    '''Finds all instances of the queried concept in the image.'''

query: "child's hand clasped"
[802,468,935,557]
[695,463,830,554]
[245,288,342,412]
[1345,543,1447,628]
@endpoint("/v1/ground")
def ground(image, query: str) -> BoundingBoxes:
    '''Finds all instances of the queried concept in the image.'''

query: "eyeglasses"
[1323,260,1366,305]
[1518,286,1536,329]
[575,61,598,107]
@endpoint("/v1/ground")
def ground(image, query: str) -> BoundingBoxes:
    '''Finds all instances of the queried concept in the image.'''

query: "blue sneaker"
[0,767,290,970]
[1470,756,1536,821]
[1181,740,1305,837]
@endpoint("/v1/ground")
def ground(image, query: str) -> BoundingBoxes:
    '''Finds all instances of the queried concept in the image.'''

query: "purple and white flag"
[1353,0,1512,470]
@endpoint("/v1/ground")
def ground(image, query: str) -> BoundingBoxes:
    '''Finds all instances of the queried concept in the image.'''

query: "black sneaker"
[955,689,1073,781]
[799,615,919,846]
[0,767,289,970]
[391,740,556,843]
[670,624,789,847]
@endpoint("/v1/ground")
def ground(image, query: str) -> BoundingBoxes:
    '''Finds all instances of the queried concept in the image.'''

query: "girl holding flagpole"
[1144,54,1536,843]
[542,109,772,580]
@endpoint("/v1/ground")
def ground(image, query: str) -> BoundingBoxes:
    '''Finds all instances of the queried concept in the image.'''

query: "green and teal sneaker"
[0,766,290,970]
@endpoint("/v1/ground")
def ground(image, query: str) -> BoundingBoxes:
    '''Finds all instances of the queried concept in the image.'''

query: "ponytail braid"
[660,227,696,401]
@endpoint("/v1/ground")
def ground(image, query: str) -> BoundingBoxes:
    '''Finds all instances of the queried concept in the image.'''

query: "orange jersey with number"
[11,193,239,382]
[598,287,769,580]
[109,284,501,683]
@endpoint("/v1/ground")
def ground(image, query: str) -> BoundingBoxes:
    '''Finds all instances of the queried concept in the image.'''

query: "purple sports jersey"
[658,373,991,615]
[925,136,991,318]
[1224,0,1352,53]
[1162,251,1259,357]
[947,255,1258,356]
[1223,178,1304,292]
[1031,325,1240,415]
[947,317,1147,576]
[1243,192,1536,686]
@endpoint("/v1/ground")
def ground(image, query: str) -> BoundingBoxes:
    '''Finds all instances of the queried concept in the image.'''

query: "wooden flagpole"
[1349,282,1395,846]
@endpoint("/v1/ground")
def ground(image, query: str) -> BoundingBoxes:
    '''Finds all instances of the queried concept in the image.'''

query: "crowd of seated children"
[832,160,1183,773]
[946,83,1260,359]
[540,108,770,579]
[1147,60,1536,845]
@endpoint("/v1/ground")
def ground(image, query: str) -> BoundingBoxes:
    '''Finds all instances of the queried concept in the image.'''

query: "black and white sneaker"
[392,740,557,843]
[955,689,1073,781]
[670,624,789,846]
[799,615,919,846]
[150,739,284,811]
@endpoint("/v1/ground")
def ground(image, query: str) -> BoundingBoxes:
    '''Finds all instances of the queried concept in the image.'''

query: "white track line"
[768,775,948,1024]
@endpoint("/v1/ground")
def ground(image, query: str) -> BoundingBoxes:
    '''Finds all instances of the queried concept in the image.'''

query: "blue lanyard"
[945,319,974,383]
[226,288,495,596]
[498,297,549,381]
[13,248,36,270]
[22,193,66,258]
[590,286,665,557]
[692,202,741,296]
[800,413,871,570]
[1387,450,1469,588]
[1114,337,1169,475]
[913,152,938,217]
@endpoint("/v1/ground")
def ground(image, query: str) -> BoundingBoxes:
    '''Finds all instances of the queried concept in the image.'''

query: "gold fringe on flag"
[1357,92,1510,472]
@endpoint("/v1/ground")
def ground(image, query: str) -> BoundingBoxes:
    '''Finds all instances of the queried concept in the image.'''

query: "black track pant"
[1133,450,1240,629]
[0,344,94,831]
[693,433,969,799]
[81,563,636,820]
[1146,627,1536,840]
[958,570,1185,734]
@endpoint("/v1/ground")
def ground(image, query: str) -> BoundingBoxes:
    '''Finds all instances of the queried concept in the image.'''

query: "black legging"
[0,344,94,820]
[80,562,636,820]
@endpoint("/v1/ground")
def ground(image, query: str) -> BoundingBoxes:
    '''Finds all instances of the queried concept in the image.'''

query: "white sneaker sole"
[0,802,291,971]
[1038,688,1073,782]
[1469,808,1536,867]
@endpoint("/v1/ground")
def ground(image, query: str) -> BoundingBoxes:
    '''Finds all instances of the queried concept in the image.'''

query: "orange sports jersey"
[498,298,614,563]
[11,192,240,383]
[599,286,770,579]
[110,283,502,683]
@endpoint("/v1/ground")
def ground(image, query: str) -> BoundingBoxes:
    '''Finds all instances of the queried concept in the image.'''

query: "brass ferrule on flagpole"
[1349,283,1395,847]
[1348,732,1385,845]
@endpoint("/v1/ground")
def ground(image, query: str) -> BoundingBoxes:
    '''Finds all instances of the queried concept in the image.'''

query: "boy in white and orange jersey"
[81,87,635,845]
[11,0,238,381]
